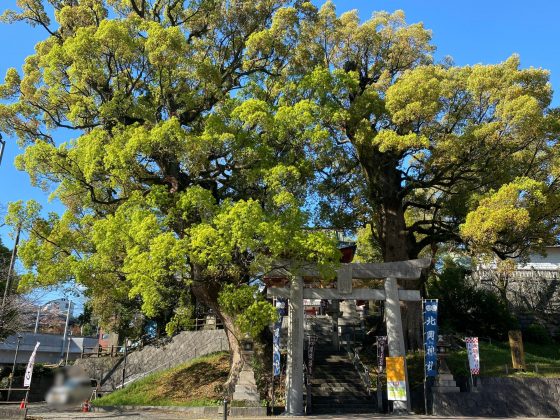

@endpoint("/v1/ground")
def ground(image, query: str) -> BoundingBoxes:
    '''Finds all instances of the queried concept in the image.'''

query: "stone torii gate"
[267,258,431,415]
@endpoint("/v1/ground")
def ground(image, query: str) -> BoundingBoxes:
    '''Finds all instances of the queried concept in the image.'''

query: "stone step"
[313,395,375,403]
[313,357,352,361]
[310,379,361,386]
[313,367,355,373]
[311,382,366,390]
[312,372,356,379]
[313,365,358,378]
[311,389,369,397]
[313,362,354,367]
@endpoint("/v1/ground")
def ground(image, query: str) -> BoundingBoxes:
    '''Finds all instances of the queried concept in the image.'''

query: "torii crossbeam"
[266,258,431,415]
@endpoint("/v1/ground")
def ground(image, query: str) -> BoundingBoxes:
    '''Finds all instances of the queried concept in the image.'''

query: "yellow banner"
[386,356,406,381]
[386,356,407,401]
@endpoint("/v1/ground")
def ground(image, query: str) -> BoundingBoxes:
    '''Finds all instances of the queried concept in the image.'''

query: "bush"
[523,323,552,344]
[428,259,518,340]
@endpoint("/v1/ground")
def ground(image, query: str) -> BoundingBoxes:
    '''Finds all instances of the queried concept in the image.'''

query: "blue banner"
[273,298,286,377]
[423,299,438,377]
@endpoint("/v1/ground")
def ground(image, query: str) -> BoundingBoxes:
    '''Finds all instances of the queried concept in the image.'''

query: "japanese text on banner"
[377,336,387,373]
[272,298,286,377]
[423,299,438,377]
[465,337,480,375]
[24,342,40,387]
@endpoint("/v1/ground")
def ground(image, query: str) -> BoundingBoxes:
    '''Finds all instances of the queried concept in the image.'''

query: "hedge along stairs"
[75,330,227,394]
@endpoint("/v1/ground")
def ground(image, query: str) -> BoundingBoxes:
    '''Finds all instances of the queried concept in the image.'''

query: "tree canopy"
[264,2,560,263]
[0,0,340,385]
[1,0,560,364]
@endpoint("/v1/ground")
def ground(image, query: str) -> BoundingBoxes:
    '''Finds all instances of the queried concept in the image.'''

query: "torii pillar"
[285,275,305,415]
[385,276,411,413]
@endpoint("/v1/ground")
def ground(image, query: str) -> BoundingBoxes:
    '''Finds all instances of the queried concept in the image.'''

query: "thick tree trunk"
[190,276,243,395]
[219,311,244,394]
[363,158,424,351]
[381,196,423,351]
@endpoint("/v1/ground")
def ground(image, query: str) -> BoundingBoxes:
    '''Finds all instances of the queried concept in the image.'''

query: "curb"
[93,405,220,413]
[93,405,267,417]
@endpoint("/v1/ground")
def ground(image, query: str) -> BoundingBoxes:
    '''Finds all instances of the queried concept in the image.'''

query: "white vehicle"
[45,377,97,405]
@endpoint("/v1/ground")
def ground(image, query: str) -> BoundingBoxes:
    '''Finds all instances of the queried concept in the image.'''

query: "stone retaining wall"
[474,273,560,336]
[434,377,560,417]
[75,329,228,392]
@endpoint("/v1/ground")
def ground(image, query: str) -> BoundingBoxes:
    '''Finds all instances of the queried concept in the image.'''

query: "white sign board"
[23,342,40,387]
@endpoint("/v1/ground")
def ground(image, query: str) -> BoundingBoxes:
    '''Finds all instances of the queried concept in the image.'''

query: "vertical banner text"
[465,337,480,375]
[423,299,438,377]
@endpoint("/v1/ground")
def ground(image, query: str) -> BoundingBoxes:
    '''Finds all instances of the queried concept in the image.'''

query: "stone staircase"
[305,315,376,414]
[311,350,377,414]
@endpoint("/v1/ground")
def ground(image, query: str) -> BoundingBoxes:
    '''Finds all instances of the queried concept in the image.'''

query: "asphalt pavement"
[21,404,560,420]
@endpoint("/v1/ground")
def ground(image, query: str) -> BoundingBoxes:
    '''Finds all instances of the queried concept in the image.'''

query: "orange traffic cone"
[19,400,25,409]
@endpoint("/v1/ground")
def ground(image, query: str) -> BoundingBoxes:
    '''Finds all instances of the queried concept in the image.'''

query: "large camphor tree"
[248,2,560,346]
[2,0,560,363]
[0,0,339,388]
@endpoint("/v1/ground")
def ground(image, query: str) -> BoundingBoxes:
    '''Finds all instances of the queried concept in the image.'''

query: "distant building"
[42,298,74,318]
[471,246,560,337]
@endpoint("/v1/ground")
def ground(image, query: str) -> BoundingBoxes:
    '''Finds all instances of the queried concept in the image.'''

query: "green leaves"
[218,284,278,339]
[460,178,559,259]
[3,0,560,342]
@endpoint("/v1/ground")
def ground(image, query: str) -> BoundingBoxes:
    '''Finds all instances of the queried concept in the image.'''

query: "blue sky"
[1,0,559,308]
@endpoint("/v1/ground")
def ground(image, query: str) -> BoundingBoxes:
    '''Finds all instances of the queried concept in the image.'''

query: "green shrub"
[428,258,518,340]
[523,323,552,344]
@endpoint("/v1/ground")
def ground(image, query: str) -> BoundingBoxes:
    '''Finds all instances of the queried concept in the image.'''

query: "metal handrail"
[303,362,312,415]
[81,318,224,358]
[347,347,372,396]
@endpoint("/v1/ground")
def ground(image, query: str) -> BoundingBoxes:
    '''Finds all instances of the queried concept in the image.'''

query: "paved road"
[23,404,560,420]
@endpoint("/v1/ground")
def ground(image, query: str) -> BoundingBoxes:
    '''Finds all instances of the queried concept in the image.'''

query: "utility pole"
[6,334,22,401]
[34,308,40,334]
[65,331,72,366]
[60,302,71,359]
[1,224,21,313]
[0,133,5,166]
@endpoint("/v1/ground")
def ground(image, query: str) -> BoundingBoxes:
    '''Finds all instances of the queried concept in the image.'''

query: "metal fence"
[81,318,224,358]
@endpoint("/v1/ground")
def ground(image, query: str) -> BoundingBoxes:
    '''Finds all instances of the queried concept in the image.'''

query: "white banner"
[465,337,480,375]
[23,342,40,387]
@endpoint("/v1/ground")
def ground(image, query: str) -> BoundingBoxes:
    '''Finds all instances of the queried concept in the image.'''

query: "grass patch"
[447,341,560,377]
[93,351,229,407]
[359,340,560,386]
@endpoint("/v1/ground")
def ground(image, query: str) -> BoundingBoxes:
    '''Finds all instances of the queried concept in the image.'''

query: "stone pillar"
[331,300,340,350]
[384,277,411,412]
[232,338,260,403]
[285,275,304,416]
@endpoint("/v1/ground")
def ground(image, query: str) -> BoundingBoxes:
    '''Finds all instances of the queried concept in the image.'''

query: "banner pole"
[271,364,275,416]
[422,299,427,415]
[23,386,30,418]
